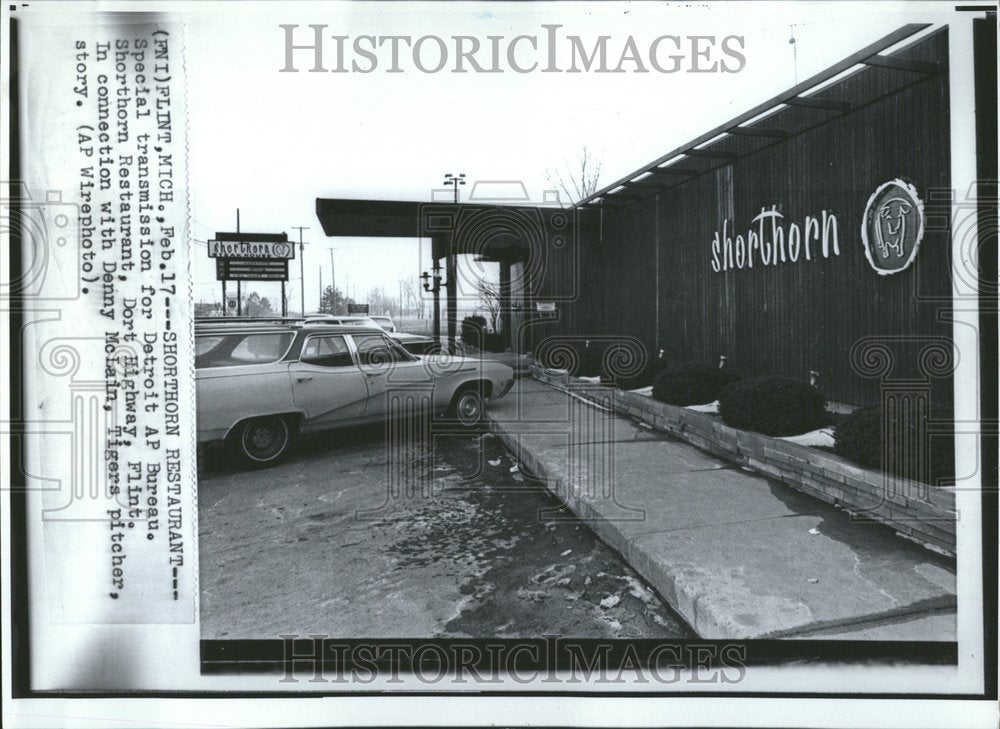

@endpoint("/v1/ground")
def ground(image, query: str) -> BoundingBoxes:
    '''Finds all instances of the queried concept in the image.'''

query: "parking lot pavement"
[198,426,694,640]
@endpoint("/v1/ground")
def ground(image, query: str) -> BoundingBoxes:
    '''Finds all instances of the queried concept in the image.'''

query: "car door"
[289,333,371,430]
[350,332,433,419]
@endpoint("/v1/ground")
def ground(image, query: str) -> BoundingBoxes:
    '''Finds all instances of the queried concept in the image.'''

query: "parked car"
[194,319,514,467]
[370,315,396,332]
[303,313,437,354]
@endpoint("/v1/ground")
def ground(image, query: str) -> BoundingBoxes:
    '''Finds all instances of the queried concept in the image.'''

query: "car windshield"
[195,332,294,368]
[351,333,414,364]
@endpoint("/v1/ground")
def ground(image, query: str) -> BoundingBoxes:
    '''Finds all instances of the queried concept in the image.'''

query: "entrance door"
[290,334,371,430]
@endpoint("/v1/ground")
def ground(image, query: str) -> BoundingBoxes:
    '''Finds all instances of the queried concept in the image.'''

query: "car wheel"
[236,416,291,467]
[453,387,485,428]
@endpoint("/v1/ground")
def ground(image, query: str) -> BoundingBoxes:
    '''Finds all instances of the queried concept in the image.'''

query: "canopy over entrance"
[316,198,578,351]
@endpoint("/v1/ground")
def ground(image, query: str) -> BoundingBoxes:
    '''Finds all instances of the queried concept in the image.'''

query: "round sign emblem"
[861,178,925,275]
[272,242,290,259]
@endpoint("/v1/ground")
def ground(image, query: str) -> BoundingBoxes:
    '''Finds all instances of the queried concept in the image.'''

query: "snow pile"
[778,427,836,447]
[686,400,720,414]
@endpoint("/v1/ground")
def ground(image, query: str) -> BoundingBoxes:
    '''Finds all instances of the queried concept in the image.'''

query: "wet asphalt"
[198,425,694,640]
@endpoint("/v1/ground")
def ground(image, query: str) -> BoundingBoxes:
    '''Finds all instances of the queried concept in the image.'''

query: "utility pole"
[328,248,337,314]
[292,225,309,316]
[319,267,323,312]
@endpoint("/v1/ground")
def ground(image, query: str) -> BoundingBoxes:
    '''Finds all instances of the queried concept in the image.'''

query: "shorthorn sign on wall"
[710,205,840,273]
[861,178,926,275]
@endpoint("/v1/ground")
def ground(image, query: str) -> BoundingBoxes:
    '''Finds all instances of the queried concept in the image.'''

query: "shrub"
[482,332,507,353]
[600,349,668,390]
[651,362,741,406]
[460,315,487,347]
[575,340,604,377]
[717,376,826,436]
[834,404,954,485]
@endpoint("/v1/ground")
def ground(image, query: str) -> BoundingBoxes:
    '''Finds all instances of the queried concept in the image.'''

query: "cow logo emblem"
[861,179,925,275]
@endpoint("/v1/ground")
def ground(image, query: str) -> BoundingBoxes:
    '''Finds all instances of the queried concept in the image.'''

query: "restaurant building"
[317,20,996,410]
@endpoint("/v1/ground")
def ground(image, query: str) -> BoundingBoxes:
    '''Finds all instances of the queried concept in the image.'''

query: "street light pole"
[441,173,465,353]
[443,172,465,204]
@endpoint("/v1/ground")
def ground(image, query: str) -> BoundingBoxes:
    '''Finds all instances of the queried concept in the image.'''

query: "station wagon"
[195,320,514,466]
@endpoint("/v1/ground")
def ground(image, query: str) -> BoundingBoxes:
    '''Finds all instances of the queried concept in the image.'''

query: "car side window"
[195,332,293,369]
[301,335,354,368]
[231,335,289,363]
[352,334,409,365]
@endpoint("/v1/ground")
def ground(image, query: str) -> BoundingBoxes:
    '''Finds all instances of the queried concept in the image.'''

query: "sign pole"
[235,209,242,316]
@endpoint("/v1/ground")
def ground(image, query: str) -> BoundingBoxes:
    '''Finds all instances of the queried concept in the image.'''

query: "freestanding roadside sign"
[209,231,293,315]
[215,259,289,281]
[207,238,295,260]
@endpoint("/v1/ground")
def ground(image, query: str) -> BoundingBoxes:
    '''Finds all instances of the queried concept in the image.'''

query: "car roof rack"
[195,316,304,324]
[194,317,387,336]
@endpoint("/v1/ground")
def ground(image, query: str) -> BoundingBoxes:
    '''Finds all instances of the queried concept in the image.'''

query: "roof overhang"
[315,198,592,261]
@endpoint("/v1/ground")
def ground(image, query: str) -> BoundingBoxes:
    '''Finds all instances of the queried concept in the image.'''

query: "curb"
[528,366,956,558]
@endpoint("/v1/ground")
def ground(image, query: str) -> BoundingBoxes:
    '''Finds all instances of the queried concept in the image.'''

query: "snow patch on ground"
[576,375,602,383]
[530,563,577,586]
[599,594,621,609]
[628,386,653,396]
[778,427,835,447]
[622,575,657,604]
[516,587,548,602]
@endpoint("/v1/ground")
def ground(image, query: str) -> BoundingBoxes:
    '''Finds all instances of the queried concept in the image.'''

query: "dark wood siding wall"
[535,31,953,406]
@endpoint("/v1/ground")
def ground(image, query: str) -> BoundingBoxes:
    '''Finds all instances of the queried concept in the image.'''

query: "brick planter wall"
[529,365,956,557]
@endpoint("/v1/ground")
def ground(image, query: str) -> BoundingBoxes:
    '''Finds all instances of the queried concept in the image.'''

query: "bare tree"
[546,146,603,207]
[477,278,503,333]
[400,277,421,318]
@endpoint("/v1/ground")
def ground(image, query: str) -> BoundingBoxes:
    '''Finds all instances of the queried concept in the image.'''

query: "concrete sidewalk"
[486,378,957,640]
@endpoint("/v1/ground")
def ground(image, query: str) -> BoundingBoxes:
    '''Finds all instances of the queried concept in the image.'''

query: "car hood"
[390,332,435,342]
[415,353,514,374]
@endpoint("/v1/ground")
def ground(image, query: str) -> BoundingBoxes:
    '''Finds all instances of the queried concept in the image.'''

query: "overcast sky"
[182,1,950,312]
